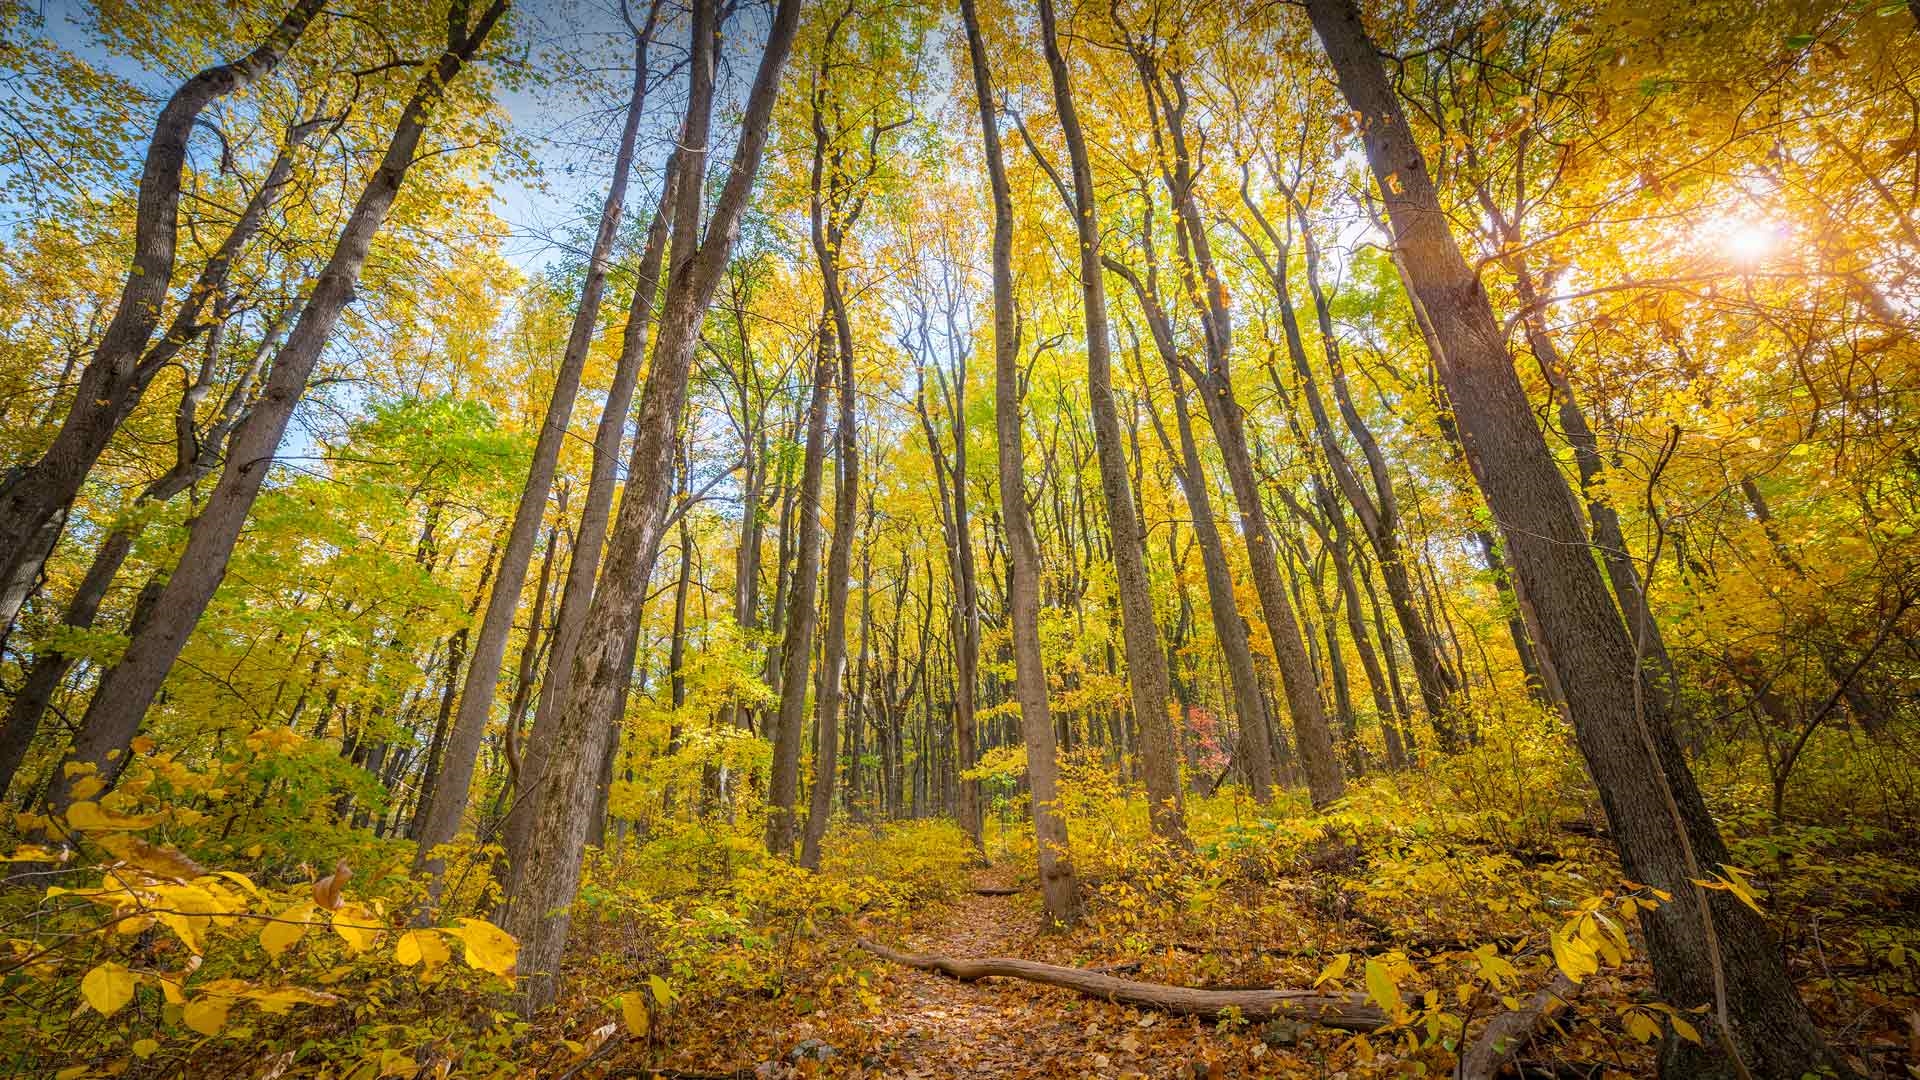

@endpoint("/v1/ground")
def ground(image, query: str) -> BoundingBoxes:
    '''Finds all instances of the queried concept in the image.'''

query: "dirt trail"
[841,865,1234,1079]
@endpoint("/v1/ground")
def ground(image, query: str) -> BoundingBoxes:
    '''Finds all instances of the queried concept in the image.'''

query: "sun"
[1699,212,1785,265]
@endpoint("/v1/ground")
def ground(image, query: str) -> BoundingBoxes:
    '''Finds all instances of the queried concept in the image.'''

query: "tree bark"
[962,0,1077,922]
[38,1,509,816]
[499,0,800,1013]
[414,9,660,893]
[0,304,290,798]
[1036,0,1185,843]
[0,0,327,638]
[767,327,833,858]
[500,144,682,874]
[1304,3,1847,1075]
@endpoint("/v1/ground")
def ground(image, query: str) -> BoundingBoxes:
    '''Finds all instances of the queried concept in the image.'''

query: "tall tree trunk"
[962,0,1077,919]
[767,327,834,857]
[500,0,800,1013]
[38,2,510,816]
[409,540,499,838]
[0,0,327,638]
[415,11,660,893]
[500,145,682,873]
[1035,0,1185,843]
[1115,285,1275,804]
[1304,4,1846,1075]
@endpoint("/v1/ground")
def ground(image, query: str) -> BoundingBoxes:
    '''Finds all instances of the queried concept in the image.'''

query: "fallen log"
[971,886,1022,896]
[856,939,1388,1031]
[1458,972,1578,1080]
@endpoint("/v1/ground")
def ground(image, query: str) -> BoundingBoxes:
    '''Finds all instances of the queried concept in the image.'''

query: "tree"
[960,0,1076,923]
[1035,0,1185,844]
[0,0,328,642]
[500,0,802,1013]
[39,0,512,817]
[1303,0,1849,1074]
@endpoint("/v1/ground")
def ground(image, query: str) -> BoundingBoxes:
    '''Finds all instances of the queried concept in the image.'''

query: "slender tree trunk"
[409,540,499,838]
[1119,299,1275,804]
[500,0,800,1013]
[415,15,659,892]
[1304,4,1847,1075]
[963,0,1077,921]
[768,328,834,857]
[38,2,510,816]
[1036,0,1184,843]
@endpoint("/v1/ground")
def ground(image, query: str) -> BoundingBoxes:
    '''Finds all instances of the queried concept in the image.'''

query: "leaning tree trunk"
[0,303,290,799]
[499,148,681,875]
[962,0,1077,923]
[38,1,511,816]
[1112,267,1275,804]
[1304,2,1848,1076]
[499,0,801,1014]
[1037,0,1185,844]
[1123,57,1342,805]
[413,15,658,896]
[0,0,326,639]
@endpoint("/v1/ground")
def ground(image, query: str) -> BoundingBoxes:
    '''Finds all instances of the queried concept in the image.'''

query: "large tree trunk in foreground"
[1037,0,1185,844]
[0,0,326,640]
[39,2,510,817]
[499,0,800,1014]
[857,939,1383,1030]
[961,0,1077,924]
[414,15,658,895]
[1304,2,1846,1076]
[501,148,682,874]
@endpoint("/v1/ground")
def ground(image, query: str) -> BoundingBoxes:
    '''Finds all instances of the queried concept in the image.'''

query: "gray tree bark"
[498,0,800,1013]
[961,0,1077,922]
[1036,0,1185,843]
[413,9,660,897]
[1304,3,1847,1075]
[38,1,510,817]
[0,0,327,639]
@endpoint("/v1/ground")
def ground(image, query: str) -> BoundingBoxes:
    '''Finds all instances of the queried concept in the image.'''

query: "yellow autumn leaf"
[246,985,340,1014]
[132,1038,160,1059]
[620,991,650,1035]
[448,917,518,979]
[1362,958,1402,1017]
[65,801,166,831]
[1313,952,1351,988]
[331,901,381,954]
[395,929,450,972]
[260,901,316,960]
[648,973,672,1007]
[184,995,230,1036]
[1550,925,1599,983]
[80,960,135,1016]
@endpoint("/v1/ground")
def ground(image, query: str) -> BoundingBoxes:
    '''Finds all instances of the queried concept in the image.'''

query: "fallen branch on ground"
[856,939,1388,1031]
[1458,972,1579,1080]
[972,885,1022,895]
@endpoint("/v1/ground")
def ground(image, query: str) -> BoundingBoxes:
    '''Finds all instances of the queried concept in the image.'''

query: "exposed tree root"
[856,939,1389,1031]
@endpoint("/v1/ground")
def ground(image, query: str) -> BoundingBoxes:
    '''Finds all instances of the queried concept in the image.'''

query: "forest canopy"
[0,0,1917,1076]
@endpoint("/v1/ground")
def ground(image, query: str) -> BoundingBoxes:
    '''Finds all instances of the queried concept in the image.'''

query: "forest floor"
[616,860,1431,1079]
